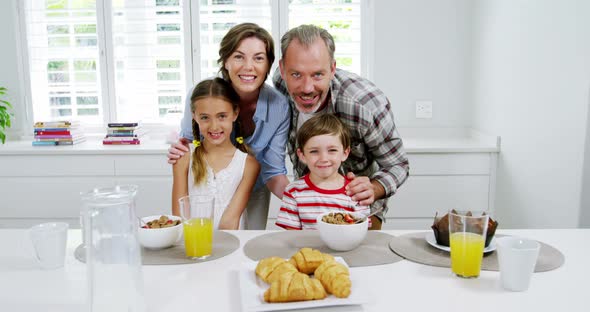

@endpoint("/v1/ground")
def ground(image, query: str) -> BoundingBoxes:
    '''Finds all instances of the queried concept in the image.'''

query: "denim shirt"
[180,83,291,190]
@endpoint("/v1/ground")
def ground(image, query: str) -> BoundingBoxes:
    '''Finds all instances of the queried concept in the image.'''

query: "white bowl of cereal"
[316,211,368,251]
[138,215,182,249]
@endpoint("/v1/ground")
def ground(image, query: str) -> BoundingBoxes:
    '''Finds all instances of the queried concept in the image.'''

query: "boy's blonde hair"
[296,114,351,152]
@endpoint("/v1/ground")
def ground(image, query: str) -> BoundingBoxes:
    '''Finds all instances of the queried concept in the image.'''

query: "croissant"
[314,260,351,298]
[289,247,335,274]
[255,257,298,284]
[263,271,327,303]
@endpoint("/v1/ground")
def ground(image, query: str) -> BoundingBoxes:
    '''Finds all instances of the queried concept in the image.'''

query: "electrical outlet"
[415,100,433,119]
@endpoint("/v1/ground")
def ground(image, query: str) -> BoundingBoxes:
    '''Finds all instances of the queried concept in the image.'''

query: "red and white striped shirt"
[276,174,371,230]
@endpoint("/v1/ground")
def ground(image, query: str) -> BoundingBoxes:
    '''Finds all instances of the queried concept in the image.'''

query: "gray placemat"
[243,230,402,267]
[74,231,239,265]
[388,232,564,272]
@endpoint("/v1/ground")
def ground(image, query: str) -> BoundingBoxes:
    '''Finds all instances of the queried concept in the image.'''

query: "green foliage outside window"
[335,57,352,67]
[328,21,351,29]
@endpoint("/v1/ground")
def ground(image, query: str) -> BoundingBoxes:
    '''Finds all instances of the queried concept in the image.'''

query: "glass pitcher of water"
[81,185,145,312]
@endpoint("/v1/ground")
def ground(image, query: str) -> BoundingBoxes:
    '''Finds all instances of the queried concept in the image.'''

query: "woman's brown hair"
[218,23,275,81]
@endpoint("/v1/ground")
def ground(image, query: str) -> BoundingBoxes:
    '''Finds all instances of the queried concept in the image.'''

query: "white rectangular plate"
[239,257,367,312]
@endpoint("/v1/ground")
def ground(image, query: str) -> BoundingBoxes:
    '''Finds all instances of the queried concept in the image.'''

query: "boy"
[276,114,370,230]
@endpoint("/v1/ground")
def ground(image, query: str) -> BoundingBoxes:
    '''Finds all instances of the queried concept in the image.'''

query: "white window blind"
[23,0,103,123]
[288,0,361,74]
[20,0,364,129]
[111,0,186,122]
[196,0,272,80]
[194,0,361,80]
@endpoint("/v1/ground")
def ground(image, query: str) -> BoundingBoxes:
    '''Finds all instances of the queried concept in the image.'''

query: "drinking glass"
[29,222,69,269]
[497,237,540,291]
[449,210,489,278]
[179,195,215,259]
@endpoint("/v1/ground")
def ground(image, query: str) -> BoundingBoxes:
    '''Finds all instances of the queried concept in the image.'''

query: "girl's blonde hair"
[190,78,249,185]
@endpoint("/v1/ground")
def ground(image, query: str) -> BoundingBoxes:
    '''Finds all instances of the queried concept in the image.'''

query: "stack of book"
[32,120,86,146]
[103,122,145,145]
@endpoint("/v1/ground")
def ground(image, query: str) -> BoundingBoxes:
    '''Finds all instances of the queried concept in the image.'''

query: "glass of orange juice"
[179,195,215,259]
[449,210,489,278]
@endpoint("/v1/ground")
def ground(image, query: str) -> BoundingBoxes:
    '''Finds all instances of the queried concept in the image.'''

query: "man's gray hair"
[280,24,336,62]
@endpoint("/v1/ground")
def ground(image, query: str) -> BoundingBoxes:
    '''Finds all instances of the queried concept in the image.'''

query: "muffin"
[431,210,498,247]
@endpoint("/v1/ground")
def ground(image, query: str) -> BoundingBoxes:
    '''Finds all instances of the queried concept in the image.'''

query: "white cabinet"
[383,152,497,229]
[265,129,500,230]
[0,129,499,230]
[265,152,498,230]
[0,144,172,228]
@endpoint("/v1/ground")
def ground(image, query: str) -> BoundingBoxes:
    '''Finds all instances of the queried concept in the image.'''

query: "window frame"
[15,0,374,138]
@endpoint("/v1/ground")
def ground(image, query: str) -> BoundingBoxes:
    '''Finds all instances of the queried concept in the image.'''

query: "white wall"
[580,87,590,228]
[374,0,474,128]
[2,0,589,228]
[0,0,24,137]
[471,0,590,228]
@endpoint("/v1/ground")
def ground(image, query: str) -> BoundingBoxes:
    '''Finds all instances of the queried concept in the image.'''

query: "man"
[273,24,409,229]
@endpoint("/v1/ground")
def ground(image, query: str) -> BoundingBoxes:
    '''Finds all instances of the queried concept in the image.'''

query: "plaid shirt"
[273,68,410,220]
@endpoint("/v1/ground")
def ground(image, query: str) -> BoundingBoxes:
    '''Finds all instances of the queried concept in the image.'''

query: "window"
[110,0,186,122]
[195,0,272,80]
[21,0,366,130]
[24,0,102,124]
[288,0,361,74]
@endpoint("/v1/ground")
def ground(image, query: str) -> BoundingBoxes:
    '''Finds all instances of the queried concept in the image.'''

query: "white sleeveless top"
[188,147,248,229]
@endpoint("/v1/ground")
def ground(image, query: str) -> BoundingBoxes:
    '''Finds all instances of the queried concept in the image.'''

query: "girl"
[172,78,260,230]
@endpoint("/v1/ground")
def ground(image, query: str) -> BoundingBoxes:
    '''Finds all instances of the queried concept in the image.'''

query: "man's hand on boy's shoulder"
[345,172,374,205]
[167,137,190,165]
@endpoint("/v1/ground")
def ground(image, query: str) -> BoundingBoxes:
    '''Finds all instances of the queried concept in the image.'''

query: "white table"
[0,229,587,312]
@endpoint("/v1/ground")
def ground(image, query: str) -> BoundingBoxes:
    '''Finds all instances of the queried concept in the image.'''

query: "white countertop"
[0,127,499,155]
[0,138,169,155]
[400,127,500,153]
[0,228,585,312]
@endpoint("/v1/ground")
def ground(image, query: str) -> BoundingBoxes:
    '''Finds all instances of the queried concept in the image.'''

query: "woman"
[168,23,290,230]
